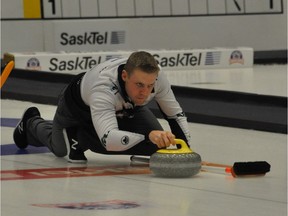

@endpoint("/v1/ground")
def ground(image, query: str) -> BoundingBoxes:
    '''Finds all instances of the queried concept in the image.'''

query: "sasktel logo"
[60,31,126,46]
[152,52,222,68]
[153,53,202,67]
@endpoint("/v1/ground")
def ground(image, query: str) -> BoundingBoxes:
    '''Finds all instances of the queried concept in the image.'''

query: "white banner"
[4,48,253,75]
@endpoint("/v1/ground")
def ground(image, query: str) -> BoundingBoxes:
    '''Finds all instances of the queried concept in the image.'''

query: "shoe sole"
[13,119,28,149]
[13,107,41,149]
[13,108,32,149]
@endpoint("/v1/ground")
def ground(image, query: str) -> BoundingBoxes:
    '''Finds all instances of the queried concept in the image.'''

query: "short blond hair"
[124,51,159,77]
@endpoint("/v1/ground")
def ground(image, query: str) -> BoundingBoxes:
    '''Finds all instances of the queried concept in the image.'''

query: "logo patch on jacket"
[101,132,109,147]
[110,83,119,94]
[121,136,129,145]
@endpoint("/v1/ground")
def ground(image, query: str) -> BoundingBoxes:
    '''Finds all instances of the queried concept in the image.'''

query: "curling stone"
[149,139,202,178]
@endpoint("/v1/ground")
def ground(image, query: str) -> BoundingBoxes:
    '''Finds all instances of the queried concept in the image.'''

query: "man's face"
[122,69,158,106]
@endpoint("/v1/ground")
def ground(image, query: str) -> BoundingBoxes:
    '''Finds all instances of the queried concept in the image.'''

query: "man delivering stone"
[13,51,191,163]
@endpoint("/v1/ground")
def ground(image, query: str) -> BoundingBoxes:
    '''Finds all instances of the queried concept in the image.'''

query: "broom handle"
[201,161,232,168]
[0,61,14,89]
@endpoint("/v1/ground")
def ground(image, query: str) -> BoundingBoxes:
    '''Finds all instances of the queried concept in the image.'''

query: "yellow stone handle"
[156,139,193,154]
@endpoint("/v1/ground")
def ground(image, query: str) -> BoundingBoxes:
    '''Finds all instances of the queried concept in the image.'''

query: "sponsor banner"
[153,48,253,69]
[3,48,253,74]
[4,51,130,74]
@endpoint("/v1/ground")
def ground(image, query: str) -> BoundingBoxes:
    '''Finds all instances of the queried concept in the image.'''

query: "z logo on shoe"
[71,139,78,150]
[18,122,24,134]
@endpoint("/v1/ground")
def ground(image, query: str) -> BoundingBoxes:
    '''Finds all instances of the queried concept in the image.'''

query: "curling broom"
[1,61,14,89]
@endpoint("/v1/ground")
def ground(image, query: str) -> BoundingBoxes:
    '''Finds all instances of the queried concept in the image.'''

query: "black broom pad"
[233,161,271,176]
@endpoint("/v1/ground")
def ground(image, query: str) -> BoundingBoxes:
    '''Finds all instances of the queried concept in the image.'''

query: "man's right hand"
[148,130,176,148]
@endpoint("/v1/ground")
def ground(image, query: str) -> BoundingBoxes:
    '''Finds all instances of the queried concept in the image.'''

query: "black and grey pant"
[26,90,162,158]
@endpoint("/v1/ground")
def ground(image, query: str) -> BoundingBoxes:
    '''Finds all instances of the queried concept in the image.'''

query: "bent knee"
[51,148,67,157]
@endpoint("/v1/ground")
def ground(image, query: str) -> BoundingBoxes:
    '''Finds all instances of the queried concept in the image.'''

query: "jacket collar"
[117,64,133,104]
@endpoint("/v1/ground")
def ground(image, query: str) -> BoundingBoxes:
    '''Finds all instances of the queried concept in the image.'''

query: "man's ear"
[122,70,128,81]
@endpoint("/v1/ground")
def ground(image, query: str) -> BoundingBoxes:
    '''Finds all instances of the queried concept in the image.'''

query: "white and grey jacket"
[66,58,191,151]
